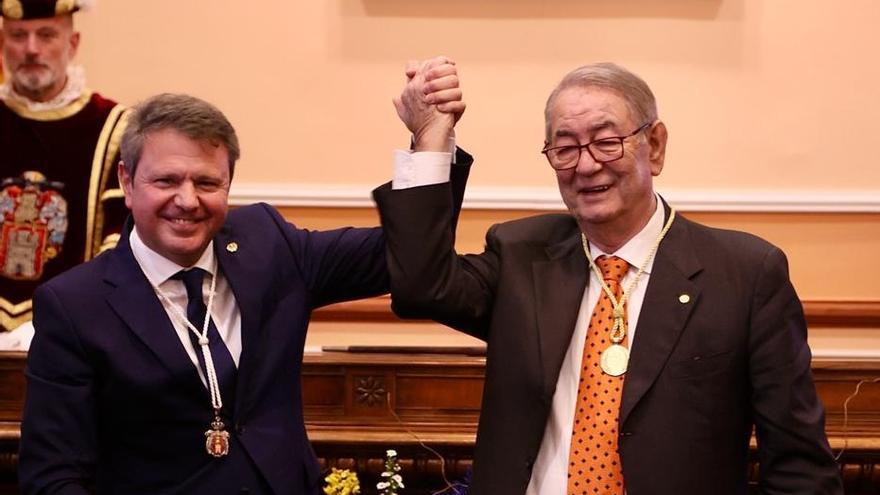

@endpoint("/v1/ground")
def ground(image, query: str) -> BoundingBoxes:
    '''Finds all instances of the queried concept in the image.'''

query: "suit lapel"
[214,226,265,416]
[533,231,589,394]
[104,229,207,396]
[619,209,702,427]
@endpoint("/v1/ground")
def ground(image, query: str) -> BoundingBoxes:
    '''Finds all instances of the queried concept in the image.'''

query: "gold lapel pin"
[226,242,238,253]
[678,294,691,304]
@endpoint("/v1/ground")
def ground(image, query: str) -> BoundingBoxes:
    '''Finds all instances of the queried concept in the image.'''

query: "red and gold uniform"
[0,91,128,331]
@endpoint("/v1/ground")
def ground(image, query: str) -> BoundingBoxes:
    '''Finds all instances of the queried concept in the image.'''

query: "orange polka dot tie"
[568,255,629,495]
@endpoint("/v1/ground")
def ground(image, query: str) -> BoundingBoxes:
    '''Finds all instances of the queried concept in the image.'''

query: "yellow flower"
[324,468,361,495]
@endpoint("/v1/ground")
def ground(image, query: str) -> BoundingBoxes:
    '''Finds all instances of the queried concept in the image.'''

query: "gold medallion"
[600,344,629,377]
[205,418,230,457]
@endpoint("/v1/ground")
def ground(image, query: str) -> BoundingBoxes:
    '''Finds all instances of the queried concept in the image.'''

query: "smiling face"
[1,15,79,102]
[119,128,231,267]
[547,85,667,250]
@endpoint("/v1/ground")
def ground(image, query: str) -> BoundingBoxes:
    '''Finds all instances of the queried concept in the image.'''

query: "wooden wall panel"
[0,351,877,493]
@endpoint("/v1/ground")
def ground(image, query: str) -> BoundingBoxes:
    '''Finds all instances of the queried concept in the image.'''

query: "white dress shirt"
[391,136,456,189]
[130,229,242,387]
[526,195,665,495]
[392,141,665,493]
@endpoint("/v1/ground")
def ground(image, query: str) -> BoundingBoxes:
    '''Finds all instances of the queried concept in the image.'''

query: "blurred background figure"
[0,0,128,348]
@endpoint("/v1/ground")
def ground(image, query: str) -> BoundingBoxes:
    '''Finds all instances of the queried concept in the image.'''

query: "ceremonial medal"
[155,268,232,459]
[205,416,230,457]
[600,344,629,377]
[600,307,628,377]
[581,208,677,378]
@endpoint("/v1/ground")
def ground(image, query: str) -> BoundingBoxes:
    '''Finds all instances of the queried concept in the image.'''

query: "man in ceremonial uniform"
[0,0,127,344]
[375,62,843,494]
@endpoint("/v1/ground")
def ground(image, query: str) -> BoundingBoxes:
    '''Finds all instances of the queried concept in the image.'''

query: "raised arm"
[375,58,495,339]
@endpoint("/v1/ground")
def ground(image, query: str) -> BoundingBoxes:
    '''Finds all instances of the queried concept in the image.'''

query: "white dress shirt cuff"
[392,136,456,190]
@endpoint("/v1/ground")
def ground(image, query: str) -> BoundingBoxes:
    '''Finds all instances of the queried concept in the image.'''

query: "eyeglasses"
[541,122,652,170]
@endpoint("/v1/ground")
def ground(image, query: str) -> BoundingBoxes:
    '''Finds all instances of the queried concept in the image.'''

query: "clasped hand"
[393,56,466,152]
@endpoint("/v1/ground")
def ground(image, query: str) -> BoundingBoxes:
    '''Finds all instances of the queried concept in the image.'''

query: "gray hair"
[544,62,658,141]
[120,93,240,179]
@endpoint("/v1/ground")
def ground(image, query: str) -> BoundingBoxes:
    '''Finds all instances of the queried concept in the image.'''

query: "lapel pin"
[678,294,691,304]
[226,242,238,253]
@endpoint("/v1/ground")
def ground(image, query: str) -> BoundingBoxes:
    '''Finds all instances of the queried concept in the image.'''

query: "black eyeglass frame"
[541,121,653,170]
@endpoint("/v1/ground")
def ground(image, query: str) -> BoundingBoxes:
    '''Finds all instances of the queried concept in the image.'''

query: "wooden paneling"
[0,351,878,493]
[807,301,880,328]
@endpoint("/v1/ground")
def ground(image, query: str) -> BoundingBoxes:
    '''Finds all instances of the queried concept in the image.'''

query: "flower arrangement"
[323,467,361,495]
[376,449,404,494]
[323,449,472,494]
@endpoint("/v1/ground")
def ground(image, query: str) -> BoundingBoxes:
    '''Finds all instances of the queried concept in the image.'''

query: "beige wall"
[66,1,879,351]
[286,206,880,356]
[277,207,880,300]
[75,0,880,191]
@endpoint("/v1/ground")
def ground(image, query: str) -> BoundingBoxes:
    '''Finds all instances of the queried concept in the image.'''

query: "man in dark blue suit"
[19,68,467,494]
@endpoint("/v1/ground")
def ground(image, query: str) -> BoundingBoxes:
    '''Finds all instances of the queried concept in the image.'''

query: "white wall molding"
[812,348,880,361]
[229,183,880,213]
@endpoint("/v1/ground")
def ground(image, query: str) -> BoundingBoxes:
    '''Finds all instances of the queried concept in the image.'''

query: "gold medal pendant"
[600,344,629,377]
[205,416,230,457]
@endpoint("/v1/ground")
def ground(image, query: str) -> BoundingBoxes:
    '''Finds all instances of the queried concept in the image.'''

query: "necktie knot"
[172,268,207,303]
[596,255,628,284]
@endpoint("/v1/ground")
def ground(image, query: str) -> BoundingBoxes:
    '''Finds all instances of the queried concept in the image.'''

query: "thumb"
[404,60,419,79]
[392,95,406,120]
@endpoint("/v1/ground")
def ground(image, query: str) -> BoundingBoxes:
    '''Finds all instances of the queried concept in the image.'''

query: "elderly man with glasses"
[373,62,842,495]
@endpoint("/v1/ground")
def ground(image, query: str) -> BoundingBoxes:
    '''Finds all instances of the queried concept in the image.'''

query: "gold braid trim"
[55,0,76,15]
[91,107,130,256]
[0,311,32,332]
[85,104,127,260]
[0,297,32,332]
[100,189,125,201]
[1,0,23,20]
[98,233,121,254]
[3,89,93,121]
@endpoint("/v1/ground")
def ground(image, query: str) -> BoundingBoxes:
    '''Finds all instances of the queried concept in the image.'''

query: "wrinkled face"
[1,15,79,102]
[119,128,231,268]
[547,86,665,237]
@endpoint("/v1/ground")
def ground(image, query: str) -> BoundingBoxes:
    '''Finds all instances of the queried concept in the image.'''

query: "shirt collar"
[587,193,665,275]
[129,227,216,287]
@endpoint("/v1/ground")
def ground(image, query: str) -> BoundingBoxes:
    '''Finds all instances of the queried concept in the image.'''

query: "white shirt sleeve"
[392,136,456,190]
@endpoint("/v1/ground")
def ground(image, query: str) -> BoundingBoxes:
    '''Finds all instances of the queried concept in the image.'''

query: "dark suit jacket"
[374,184,843,495]
[20,203,392,495]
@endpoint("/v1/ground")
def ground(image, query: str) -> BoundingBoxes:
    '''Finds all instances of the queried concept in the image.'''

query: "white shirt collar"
[587,193,665,274]
[129,228,216,287]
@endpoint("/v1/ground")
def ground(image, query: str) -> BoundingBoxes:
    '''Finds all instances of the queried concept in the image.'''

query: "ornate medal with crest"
[205,415,230,457]
[0,172,68,281]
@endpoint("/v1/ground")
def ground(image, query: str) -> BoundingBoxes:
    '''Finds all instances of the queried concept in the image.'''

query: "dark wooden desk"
[0,351,878,494]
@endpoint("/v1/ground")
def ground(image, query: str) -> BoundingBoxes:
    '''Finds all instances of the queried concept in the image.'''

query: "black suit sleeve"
[19,285,96,495]
[748,247,842,494]
[373,149,497,339]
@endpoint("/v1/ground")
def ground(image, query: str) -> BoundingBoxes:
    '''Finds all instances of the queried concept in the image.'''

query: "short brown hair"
[121,93,240,179]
